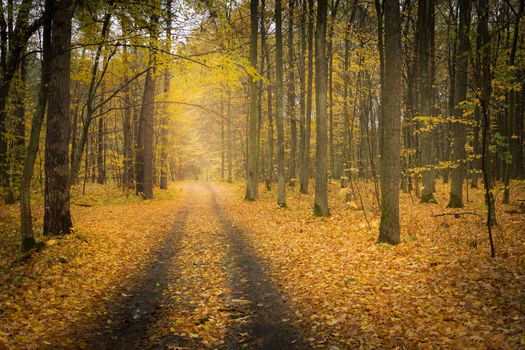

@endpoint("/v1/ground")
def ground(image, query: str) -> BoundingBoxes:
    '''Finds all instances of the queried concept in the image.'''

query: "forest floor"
[0,180,524,349]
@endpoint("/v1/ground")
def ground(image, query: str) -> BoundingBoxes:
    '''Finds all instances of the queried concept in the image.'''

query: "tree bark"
[300,0,314,194]
[417,0,437,203]
[160,0,172,190]
[287,0,297,185]
[378,0,402,244]
[245,0,259,200]
[448,0,471,208]
[314,0,329,216]
[275,0,286,207]
[44,0,74,236]
[20,0,52,250]
[135,13,158,199]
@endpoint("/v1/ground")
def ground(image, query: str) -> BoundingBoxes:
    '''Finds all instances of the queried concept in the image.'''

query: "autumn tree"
[275,0,286,207]
[44,0,74,235]
[313,0,329,217]
[378,0,402,244]
[448,0,471,208]
[245,0,259,201]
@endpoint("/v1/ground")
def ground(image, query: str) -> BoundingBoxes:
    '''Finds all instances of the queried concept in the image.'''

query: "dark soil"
[79,184,309,350]
[210,185,310,350]
[81,207,191,350]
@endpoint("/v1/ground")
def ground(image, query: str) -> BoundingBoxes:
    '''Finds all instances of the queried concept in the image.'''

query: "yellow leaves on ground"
[217,181,525,349]
[146,183,230,348]
[0,184,184,350]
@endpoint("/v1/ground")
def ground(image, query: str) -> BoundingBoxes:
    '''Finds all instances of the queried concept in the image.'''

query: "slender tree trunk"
[160,0,172,190]
[44,0,74,236]
[300,0,314,194]
[478,0,496,255]
[227,89,233,183]
[221,98,225,181]
[245,0,259,200]
[275,0,286,206]
[298,0,307,190]
[417,0,437,203]
[327,0,339,179]
[314,0,329,216]
[96,115,105,184]
[287,0,297,185]
[69,6,113,184]
[503,0,523,203]
[20,1,52,250]
[378,0,401,244]
[261,0,274,190]
[448,0,471,208]
[374,0,385,161]
[122,47,134,190]
[0,0,36,203]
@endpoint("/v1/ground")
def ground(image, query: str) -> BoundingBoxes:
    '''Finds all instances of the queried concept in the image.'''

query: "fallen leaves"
[0,184,185,349]
[218,180,525,349]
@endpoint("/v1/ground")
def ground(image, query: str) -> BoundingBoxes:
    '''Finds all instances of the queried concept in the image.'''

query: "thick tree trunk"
[448,0,471,208]
[44,0,74,236]
[314,0,329,217]
[245,0,259,200]
[135,13,158,199]
[275,0,286,207]
[378,0,402,244]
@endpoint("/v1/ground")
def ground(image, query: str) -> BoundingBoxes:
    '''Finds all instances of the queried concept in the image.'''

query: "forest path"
[82,182,308,350]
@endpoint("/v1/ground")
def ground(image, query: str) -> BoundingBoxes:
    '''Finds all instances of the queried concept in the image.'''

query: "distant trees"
[0,0,523,251]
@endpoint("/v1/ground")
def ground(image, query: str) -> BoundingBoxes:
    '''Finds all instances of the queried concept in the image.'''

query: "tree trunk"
[503,0,523,203]
[287,0,297,186]
[160,0,172,190]
[20,0,52,250]
[261,0,273,190]
[300,0,314,194]
[0,0,36,202]
[135,14,158,199]
[245,0,259,200]
[298,0,307,190]
[227,89,233,183]
[314,0,329,217]
[44,0,74,236]
[378,0,402,244]
[96,116,105,184]
[478,0,496,255]
[417,0,437,203]
[448,0,471,208]
[275,0,286,207]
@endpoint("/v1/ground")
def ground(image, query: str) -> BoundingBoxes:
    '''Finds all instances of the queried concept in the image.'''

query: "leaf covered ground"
[218,181,525,349]
[0,181,524,349]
